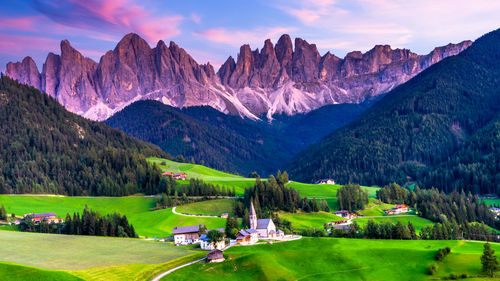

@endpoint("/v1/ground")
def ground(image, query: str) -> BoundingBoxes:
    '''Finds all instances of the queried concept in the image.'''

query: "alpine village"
[1,1,500,281]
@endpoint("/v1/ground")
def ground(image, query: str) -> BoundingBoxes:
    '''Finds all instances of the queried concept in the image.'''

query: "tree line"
[376,183,496,228]
[337,184,369,212]
[19,207,137,238]
[233,172,329,223]
[326,220,499,242]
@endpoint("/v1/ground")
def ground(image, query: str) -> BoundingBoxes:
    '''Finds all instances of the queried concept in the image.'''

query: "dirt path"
[151,257,206,281]
[171,206,220,218]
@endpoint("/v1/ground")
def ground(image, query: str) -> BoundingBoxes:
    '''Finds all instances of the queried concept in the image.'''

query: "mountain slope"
[5,33,471,121]
[0,75,168,196]
[286,28,500,194]
[105,100,292,176]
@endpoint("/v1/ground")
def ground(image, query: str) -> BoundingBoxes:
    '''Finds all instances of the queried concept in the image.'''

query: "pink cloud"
[0,33,59,55]
[36,0,183,44]
[0,17,40,31]
[194,27,296,47]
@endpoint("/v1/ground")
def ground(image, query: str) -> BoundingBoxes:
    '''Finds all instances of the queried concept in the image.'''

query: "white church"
[249,201,284,239]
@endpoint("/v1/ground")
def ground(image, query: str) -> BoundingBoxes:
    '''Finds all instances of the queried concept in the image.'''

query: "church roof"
[256,219,273,229]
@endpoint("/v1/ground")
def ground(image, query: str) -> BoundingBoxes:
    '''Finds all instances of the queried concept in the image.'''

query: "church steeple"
[250,200,257,229]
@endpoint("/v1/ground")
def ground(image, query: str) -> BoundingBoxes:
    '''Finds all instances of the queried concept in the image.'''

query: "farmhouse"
[315,179,335,185]
[327,220,348,226]
[384,204,409,215]
[490,207,500,218]
[200,228,225,250]
[206,249,225,263]
[24,213,63,224]
[333,210,357,219]
[236,229,259,245]
[220,213,229,218]
[172,225,204,245]
[162,172,186,180]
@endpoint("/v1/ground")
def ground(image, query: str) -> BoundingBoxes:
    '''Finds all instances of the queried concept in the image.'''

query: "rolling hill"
[0,75,168,196]
[287,28,500,195]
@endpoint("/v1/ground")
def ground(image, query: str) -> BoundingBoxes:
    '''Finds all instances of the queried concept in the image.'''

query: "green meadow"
[163,238,500,281]
[0,262,83,281]
[175,199,235,216]
[148,157,256,194]
[0,195,226,237]
[279,211,344,230]
[0,231,204,281]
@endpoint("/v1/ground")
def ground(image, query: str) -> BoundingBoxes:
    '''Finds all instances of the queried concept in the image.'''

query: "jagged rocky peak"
[5,32,473,121]
[5,56,41,89]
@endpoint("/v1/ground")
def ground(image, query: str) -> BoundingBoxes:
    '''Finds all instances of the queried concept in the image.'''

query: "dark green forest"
[0,75,170,196]
[287,28,500,195]
[105,100,292,176]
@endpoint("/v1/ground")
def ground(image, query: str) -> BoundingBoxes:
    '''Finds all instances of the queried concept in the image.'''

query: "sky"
[1,0,500,73]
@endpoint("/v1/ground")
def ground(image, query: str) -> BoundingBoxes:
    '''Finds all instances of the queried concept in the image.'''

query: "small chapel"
[249,201,279,238]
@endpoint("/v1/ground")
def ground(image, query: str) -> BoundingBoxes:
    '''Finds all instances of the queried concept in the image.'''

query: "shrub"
[427,264,438,275]
[436,247,451,261]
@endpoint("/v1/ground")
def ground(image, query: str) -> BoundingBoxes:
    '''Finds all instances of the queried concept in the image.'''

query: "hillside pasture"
[175,199,235,216]
[279,211,344,230]
[0,231,192,270]
[0,262,82,281]
[162,238,500,281]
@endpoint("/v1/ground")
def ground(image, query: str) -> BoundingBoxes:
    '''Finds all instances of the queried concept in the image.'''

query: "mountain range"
[287,28,500,194]
[5,33,471,121]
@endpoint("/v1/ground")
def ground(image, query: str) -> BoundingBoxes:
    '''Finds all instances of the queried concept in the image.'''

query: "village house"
[333,210,357,219]
[200,228,225,250]
[172,225,204,245]
[162,172,187,180]
[327,220,348,226]
[24,213,63,224]
[206,249,225,263]
[236,229,259,245]
[384,204,409,215]
[315,179,335,185]
[220,213,229,218]
[490,207,500,218]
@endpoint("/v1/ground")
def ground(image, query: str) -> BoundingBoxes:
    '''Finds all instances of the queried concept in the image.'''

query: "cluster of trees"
[327,219,499,242]
[154,179,236,210]
[287,30,500,195]
[233,173,329,222]
[224,216,239,238]
[0,76,172,196]
[0,204,7,220]
[20,207,137,238]
[376,183,496,228]
[435,247,451,261]
[337,184,369,212]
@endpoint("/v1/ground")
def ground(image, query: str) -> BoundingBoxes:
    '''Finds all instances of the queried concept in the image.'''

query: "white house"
[236,229,259,245]
[200,228,225,250]
[172,225,204,245]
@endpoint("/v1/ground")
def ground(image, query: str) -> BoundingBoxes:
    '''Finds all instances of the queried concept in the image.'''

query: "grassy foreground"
[163,238,500,281]
[0,262,83,281]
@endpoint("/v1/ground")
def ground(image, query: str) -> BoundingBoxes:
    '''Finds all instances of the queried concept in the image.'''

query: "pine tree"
[481,243,499,277]
[0,204,6,220]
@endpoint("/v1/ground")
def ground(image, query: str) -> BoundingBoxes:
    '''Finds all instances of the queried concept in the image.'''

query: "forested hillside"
[0,75,169,196]
[287,28,500,195]
[105,100,292,176]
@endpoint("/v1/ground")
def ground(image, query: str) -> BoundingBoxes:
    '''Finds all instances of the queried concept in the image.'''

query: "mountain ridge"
[286,28,500,195]
[5,33,472,121]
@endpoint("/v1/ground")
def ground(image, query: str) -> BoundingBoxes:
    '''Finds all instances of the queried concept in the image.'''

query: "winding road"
[171,206,220,218]
[151,257,206,281]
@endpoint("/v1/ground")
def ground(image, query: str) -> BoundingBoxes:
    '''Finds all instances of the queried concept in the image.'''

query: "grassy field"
[0,262,83,281]
[354,215,434,232]
[163,238,500,281]
[280,211,344,230]
[357,200,396,216]
[175,199,235,216]
[127,207,227,237]
[0,195,227,237]
[148,157,256,194]
[0,231,192,270]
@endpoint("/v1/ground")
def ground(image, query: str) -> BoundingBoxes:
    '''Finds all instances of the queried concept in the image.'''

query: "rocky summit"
[5,33,472,121]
